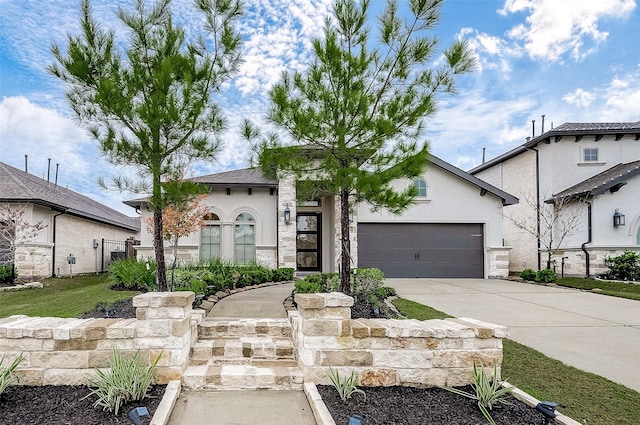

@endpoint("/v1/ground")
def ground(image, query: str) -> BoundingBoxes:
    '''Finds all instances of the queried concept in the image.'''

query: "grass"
[0,274,140,318]
[392,298,640,425]
[554,277,640,301]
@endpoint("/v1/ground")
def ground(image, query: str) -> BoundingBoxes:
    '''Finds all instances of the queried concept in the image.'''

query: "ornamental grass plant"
[0,354,24,396]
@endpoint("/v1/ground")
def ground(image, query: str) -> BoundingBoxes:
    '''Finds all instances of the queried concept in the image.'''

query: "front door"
[296,212,322,271]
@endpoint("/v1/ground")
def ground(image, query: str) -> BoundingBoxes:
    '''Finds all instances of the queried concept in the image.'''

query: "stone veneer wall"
[0,292,200,386]
[292,293,507,387]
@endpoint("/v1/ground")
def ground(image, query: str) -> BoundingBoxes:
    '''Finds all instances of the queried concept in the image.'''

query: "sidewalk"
[167,283,318,425]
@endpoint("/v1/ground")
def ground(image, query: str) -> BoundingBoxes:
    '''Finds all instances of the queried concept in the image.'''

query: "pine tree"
[50,0,243,291]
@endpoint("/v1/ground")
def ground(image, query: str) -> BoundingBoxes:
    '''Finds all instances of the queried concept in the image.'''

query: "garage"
[357,223,484,278]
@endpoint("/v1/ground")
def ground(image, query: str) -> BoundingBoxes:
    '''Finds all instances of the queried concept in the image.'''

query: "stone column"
[278,172,297,269]
[133,291,195,383]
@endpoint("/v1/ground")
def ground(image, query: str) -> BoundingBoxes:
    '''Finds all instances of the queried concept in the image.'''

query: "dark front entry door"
[296,212,322,271]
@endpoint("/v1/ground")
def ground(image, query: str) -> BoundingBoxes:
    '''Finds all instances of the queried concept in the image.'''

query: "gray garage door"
[357,223,484,278]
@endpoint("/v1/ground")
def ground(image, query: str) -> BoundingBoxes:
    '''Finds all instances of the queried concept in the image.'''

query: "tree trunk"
[340,189,351,294]
[153,209,168,292]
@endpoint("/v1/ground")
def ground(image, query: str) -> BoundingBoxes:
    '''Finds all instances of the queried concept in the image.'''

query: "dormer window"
[583,148,598,162]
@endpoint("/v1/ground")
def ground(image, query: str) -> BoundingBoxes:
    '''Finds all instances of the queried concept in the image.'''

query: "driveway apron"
[387,278,640,393]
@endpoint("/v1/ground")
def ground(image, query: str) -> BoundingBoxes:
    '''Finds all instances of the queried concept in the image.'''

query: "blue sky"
[1,0,639,215]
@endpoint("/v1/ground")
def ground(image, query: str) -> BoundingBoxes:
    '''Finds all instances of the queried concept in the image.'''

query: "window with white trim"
[583,148,598,162]
[234,212,255,263]
[414,179,427,197]
[200,213,221,261]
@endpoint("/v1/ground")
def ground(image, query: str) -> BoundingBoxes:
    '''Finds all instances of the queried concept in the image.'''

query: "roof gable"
[189,168,278,187]
[0,162,139,231]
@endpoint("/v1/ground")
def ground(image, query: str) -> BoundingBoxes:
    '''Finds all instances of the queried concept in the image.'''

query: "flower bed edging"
[150,380,181,425]
[304,381,584,425]
[502,381,583,425]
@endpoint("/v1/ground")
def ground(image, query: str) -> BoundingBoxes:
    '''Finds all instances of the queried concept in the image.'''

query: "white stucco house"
[127,155,518,279]
[0,161,140,279]
[470,121,640,277]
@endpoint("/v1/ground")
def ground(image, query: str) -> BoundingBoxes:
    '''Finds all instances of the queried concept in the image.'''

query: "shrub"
[85,349,159,415]
[603,250,640,281]
[274,267,295,282]
[295,278,322,294]
[0,264,15,283]
[352,268,385,301]
[535,269,557,283]
[109,259,156,291]
[445,363,513,425]
[327,367,366,402]
[0,354,24,396]
[520,269,537,281]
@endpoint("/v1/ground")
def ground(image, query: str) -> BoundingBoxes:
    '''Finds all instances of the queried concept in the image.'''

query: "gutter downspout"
[581,201,592,278]
[52,210,67,277]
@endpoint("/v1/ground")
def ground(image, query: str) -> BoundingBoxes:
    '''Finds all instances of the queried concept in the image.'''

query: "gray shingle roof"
[0,161,139,231]
[470,120,640,174]
[189,168,278,186]
[551,160,640,201]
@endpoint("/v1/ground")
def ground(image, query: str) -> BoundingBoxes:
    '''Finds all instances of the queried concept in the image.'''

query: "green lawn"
[555,277,640,301]
[392,298,640,425]
[0,274,140,318]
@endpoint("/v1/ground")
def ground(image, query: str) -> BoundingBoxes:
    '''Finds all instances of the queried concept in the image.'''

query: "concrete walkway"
[387,278,640,392]
[168,282,318,425]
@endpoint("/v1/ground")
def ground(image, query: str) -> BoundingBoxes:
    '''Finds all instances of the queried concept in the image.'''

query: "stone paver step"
[191,337,295,361]
[182,364,303,390]
[198,318,292,339]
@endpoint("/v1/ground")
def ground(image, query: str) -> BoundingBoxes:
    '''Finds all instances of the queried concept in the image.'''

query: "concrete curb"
[150,380,181,425]
[502,381,583,425]
[304,382,336,425]
[304,381,583,425]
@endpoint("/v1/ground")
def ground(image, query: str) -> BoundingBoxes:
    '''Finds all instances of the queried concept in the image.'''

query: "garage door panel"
[358,223,484,278]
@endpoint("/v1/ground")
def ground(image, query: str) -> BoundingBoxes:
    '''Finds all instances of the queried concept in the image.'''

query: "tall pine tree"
[50,0,243,291]
[246,0,475,293]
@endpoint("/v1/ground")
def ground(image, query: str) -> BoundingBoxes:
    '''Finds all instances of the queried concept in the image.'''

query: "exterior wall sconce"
[284,204,291,224]
[613,209,625,227]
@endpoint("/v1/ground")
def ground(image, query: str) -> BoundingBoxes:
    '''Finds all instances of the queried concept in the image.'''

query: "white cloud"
[459,28,522,76]
[499,0,636,62]
[562,88,595,107]
[599,67,640,121]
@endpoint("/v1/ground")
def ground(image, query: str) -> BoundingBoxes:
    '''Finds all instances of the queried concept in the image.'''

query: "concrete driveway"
[386,278,640,393]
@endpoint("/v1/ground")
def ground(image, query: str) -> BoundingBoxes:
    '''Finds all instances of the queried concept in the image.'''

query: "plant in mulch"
[602,250,640,281]
[444,363,513,425]
[519,269,537,281]
[327,367,366,402]
[85,349,160,415]
[0,353,24,395]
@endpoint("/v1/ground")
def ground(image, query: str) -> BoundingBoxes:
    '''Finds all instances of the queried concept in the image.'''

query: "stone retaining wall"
[292,293,507,387]
[0,292,198,385]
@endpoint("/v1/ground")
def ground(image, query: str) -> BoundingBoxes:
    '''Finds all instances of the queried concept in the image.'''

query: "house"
[128,155,518,279]
[470,121,640,277]
[0,161,140,279]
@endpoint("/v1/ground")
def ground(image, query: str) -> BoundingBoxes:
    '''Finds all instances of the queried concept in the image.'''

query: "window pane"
[236,212,254,222]
[414,179,427,197]
[584,148,598,161]
[200,224,220,261]
[297,252,318,268]
[234,223,255,263]
[297,215,317,231]
[297,234,317,249]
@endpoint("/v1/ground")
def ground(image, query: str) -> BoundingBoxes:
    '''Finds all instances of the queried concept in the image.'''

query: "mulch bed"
[0,384,166,425]
[317,384,544,425]
[79,298,137,319]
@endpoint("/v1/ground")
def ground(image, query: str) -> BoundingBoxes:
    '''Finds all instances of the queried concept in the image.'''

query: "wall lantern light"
[613,209,625,227]
[284,204,291,224]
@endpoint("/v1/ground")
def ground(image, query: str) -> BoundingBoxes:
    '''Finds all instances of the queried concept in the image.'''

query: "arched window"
[637,226,640,245]
[234,212,255,263]
[201,213,220,261]
[414,179,427,197]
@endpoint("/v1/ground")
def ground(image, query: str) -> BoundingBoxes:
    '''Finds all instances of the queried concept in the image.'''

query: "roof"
[470,120,640,174]
[189,168,278,187]
[0,161,139,231]
[429,155,519,206]
[550,160,640,201]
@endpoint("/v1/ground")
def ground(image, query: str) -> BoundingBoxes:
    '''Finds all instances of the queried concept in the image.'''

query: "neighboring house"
[0,161,140,279]
[470,121,640,277]
[128,155,518,279]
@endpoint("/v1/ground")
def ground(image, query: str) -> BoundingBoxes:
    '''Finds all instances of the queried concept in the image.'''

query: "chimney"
[532,120,536,138]
[47,158,51,183]
[541,115,545,133]
[55,163,59,186]
[482,147,486,163]
[24,154,28,173]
